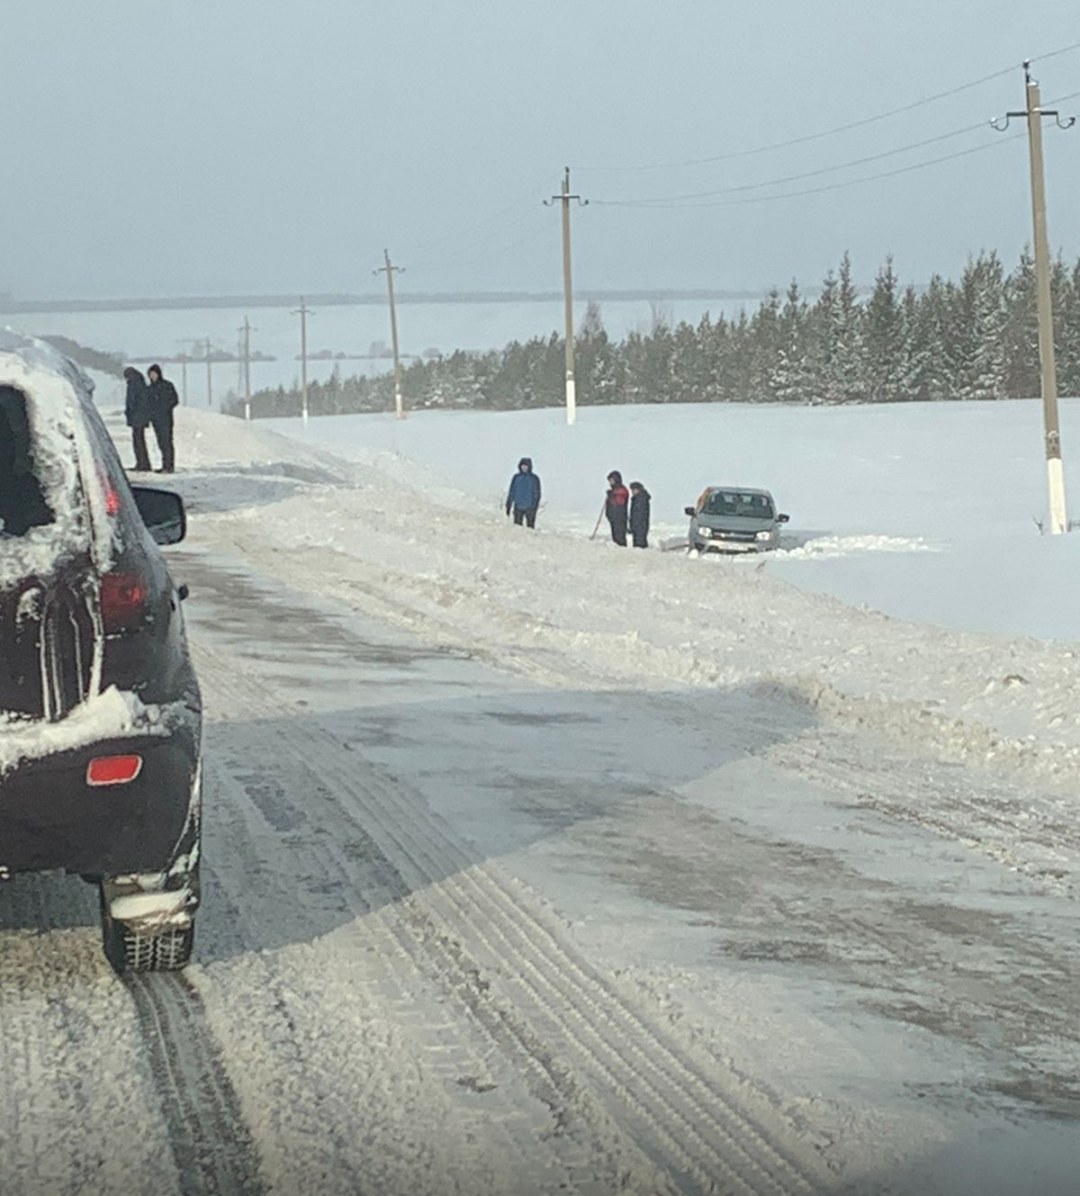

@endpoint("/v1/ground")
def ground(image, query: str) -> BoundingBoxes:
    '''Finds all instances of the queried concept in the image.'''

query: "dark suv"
[0,332,201,972]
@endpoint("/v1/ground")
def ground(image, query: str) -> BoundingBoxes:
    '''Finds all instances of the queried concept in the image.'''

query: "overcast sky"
[3,1,1078,299]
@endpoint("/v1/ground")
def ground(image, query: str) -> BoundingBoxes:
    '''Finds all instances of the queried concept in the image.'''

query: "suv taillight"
[100,572,148,632]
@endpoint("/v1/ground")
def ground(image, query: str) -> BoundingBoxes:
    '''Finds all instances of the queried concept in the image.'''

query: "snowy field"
[262,398,1080,641]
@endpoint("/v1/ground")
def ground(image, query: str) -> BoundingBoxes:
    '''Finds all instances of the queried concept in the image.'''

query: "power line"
[593,131,1025,210]
[599,121,989,207]
[419,202,550,271]
[422,222,553,277]
[401,172,559,257]
[1034,38,1080,65]
[577,37,1080,173]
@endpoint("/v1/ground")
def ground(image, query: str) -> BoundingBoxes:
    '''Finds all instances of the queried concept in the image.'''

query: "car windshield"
[701,491,774,520]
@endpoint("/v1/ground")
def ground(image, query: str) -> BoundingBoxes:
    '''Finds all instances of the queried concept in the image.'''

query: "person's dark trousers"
[151,411,175,472]
[632,531,648,548]
[609,509,628,546]
[132,426,152,472]
[513,506,537,528]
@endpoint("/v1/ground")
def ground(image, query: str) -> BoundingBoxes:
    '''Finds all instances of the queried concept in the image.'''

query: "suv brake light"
[100,572,148,631]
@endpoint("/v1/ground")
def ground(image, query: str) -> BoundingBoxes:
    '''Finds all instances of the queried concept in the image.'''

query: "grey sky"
[3,1,1078,300]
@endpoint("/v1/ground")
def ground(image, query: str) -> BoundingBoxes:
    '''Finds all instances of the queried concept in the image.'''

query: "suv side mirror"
[131,486,187,545]
[684,507,696,517]
[778,513,790,523]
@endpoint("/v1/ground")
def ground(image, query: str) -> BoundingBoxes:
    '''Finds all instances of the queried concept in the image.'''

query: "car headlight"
[756,530,774,541]
[698,526,713,538]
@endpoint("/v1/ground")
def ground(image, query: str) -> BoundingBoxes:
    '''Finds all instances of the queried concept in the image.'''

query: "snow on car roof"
[0,329,102,586]
[705,486,773,496]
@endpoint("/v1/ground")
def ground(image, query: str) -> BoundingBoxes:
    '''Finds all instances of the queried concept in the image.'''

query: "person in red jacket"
[605,470,629,546]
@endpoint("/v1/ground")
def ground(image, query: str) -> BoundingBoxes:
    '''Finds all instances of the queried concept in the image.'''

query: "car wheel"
[100,867,198,974]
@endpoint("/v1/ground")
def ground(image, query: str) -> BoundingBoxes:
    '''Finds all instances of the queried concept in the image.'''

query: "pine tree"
[803,271,838,404]
[864,256,903,403]
[770,280,809,403]
[830,252,866,403]
[748,289,782,401]
[956,252,1006,401]
[1002,249,1039,398]
[1057,260,1080,398]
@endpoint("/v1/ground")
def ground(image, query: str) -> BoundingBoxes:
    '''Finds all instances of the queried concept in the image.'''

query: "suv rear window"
[0,386,54,537]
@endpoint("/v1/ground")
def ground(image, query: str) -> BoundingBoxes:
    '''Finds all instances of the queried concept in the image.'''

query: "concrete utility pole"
[293,298,311,425]
[238,316,254,421]
[374,250,406,419]
[996,63,1075,534]
[545,167,588,426]
[175,339,202,404]
[204,338,214,410]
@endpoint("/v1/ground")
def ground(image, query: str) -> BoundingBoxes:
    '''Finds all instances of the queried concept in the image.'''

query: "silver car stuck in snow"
[685,487,789,554]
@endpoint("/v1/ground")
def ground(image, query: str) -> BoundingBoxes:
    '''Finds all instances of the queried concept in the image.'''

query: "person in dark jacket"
[145,364,179,473]
[629,481,651,549]
[124,367,152,472]
[605,470,629,546]
[505,457,542,528]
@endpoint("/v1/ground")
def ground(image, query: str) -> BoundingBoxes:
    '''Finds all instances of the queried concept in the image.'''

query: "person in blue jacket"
[506,457,541,528]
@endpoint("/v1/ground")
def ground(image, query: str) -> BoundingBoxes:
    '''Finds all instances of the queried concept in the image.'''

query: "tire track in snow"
[126,972,267,1196]
[195,638,831,1196]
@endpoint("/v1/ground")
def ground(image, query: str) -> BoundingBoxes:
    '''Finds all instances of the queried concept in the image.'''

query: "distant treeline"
[41,335,125,378]
[230,250,1080,419]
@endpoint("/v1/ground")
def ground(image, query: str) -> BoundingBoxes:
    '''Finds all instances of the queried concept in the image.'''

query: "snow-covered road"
[1,406,1078,1195]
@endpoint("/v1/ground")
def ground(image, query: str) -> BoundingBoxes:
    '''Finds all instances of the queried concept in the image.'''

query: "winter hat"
[519,457,532,469]
[148,363,162,377]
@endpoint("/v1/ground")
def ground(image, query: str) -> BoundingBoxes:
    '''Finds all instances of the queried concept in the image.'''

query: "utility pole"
[545,167,588,426]
[238,316,254,421]
[374,250,405,419]
[204,338,214,410]
[175,339,201,404]
[292,298,311,425]
[995,63,1075,534]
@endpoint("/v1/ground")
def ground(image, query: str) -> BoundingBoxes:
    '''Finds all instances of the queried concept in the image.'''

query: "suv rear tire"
[99,871,198,974]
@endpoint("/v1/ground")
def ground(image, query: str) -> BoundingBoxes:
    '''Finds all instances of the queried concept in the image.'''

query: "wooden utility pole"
[374,250,406,419]
[204,338,214,409]
[293,298,311,425]
[997,64,1074,533]
[546,168,588,426]
[179,355,188,405]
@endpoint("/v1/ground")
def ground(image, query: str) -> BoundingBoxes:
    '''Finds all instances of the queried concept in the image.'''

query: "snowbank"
[265,399,1080,641]
[114,404,1080,799]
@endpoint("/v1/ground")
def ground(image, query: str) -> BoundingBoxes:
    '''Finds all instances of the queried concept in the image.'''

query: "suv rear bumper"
[0,730,199,876]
